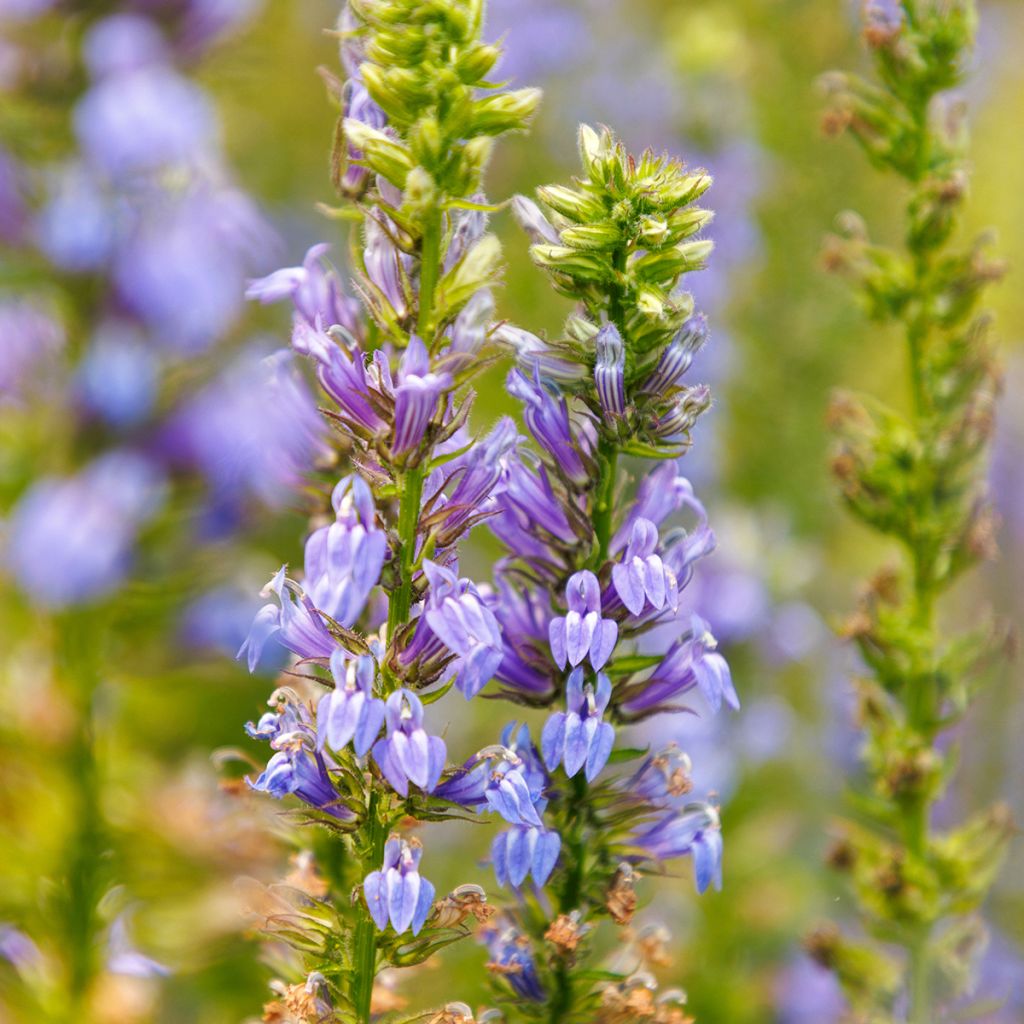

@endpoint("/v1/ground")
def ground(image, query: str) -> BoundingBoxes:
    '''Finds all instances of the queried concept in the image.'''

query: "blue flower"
[610,516,680,617]
[632,802,723,894]
[548,570,618,672]
[594,323,626,420]
[363,836,435,936]
[492,825,561,889]
[541,668,615,781]
[480,921,545,1001]
[317,650,385,757]
[371,689,446,797]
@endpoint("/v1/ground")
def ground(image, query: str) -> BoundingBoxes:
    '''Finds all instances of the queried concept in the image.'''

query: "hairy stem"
[352,792,388,1024]
[386,464,426,644]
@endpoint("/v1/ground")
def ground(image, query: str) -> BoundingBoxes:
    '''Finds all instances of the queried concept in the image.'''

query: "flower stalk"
[814,2,1013,1020]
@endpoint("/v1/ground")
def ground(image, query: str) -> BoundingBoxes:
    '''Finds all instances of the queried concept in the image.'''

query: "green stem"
[417,211,443,342]
[592,438,619,569]
[57,613,104,1014]
[385,464,425,645]
[352,792,388,1024]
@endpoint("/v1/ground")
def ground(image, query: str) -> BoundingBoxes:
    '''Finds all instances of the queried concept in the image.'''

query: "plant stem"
[57,612,104,1014]
[352,791,388,1024]
[592,437,619,569]
[417,211,443,342]
[386,464,426,645]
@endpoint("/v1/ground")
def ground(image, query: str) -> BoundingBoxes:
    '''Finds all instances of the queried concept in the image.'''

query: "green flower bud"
[529,244,610,283]
[535,184,605,224]
[343,118,414,187]
[470,88,542,136]
[657,171,713,210]
[666,207,714,240]
[638,216,670,247]
[559,222,621,251]
[457,42,500,83]
[436,233,503,320]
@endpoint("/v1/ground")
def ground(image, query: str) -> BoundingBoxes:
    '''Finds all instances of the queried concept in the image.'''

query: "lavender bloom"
[629,745,694,805]
[392,337,451,457]
[0,148,27,243]
[246,691,349,819]
[641,315,708,396]
[487,580,558,701]
[371,689,445,796]
[611,464,709,551]
[75,321,159,427]
[549,570,618,672]
[480,922,545,1002]
[304,476,386,627]
[621,615,738,716]
[611,517,680,617]
[363,836,435,936]
[510,194,560,246]
[594,323,626,420]
[246,242,360,333]
[36,163,115,271]
[541,668,615,781]
[0,925,41,973]
[632,802,723,894]
[0,299,64,401]
[492,825,561,889]
[166,349,323,510]
[422,560,503,699]
[491,451,578,556]
[75,22,216,179]
[363,214,407,321]
[3,451,165,608]
[317,650,385,757]
[82,13,168,76]
[114,184,271,352]
[237,568,336,672]
[507,367,592,486]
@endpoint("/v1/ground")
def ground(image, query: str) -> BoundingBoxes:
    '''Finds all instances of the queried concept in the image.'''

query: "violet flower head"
[3,451,164,609]
[594,323,626,420]
[632,801,723,894]
[304,475,387,628]
[246,690,350,820]
[492,824,561,889]
[317,650,385,758]
[480,922,546,1002]
[611,517,680,617]
[392,336,451,457]
[371,689,446,797]
[422,560,503,699]
[363,836,436,936]
[641,315,708,397]
[339,79,388,197]
[541,668,615,782]
[75,321,159,427]
[237,568,336,673]
[507,367,592,486]
[486,579,558,701]
[246,242,359,334]
[0,298,64,401]
[549,570,618,672]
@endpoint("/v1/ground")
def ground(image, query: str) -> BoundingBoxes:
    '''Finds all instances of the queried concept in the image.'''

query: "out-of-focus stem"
[58,612,104,1016]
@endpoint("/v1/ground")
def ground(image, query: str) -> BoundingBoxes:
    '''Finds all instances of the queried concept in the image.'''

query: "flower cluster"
[813,3,1012,1022]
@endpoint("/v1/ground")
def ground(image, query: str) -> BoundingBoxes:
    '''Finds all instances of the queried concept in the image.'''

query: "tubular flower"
[371,689,446,797]
[540,669,615,781]
[317,650,385,757]
[548,570,618,672]
[363,836,436,936]
[632,802,723,894]
[610,517,680,617]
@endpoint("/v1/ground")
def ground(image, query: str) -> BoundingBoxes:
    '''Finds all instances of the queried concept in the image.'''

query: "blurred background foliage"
[0,1,1021,1021]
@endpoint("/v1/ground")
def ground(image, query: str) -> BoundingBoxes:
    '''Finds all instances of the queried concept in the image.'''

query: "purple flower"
[549,570,618,672]
[594,323,626,419]
[507,367,593,486]
[237,568,337,672]
[511,194,560,245]
[106,914,169,979]
[491,450,577,556]
[75,47,216,179]
[422,560,503,699]
[363,214,408,321]
[3,451,164,608]
[0,925,41,973]
[632,802,723,893]
[304,475,386,627]
[628,744,694,806]
[392,336,451,457]
[82,14,167,77]
[165,349,324,510]
[620,615,737,716]
[611,465,708,552]
[363,836,435,936]
[492,825,561,889]
[641,315,708,396]
[75,321,159,427]
[317,650,385,757]
[541,668,615,781]
[487,580,559,701]
[480,922,545,1001]
[36,163,115,271]
[611,517,680,617]
[246,691,349,819]
[246,242,359,334]
[0,299,64,401]
[371,689,446,796]
[0,147,27,244]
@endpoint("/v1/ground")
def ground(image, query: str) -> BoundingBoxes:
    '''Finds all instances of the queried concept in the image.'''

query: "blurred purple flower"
[0,298,64,401]
[75,321,159,427]
[3,450,165,608]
